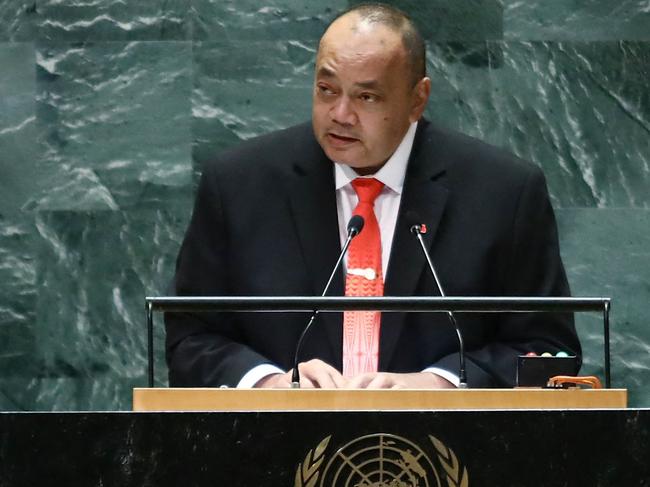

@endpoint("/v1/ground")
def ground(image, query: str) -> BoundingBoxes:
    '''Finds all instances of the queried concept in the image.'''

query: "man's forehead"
[317,34,405,76]
[318,14,403,56]
[325,11,389,35]
[316,41,399,65]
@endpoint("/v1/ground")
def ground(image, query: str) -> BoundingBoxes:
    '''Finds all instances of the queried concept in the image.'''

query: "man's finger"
[329,370,348,388]
[273,373,293,388]
[302,365,337,388]
[366,373,396,389]
[345,373,377,389]
[297,359,344,388]
[314,361,348,388]
[299,376,317,388]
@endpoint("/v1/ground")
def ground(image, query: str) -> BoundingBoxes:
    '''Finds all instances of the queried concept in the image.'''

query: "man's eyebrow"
[355,80,380,90]
[316,66,335,78]
[315,68,381,90]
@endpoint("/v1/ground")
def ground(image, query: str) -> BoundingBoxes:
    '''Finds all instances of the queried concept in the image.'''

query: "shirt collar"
[334,121,418,194]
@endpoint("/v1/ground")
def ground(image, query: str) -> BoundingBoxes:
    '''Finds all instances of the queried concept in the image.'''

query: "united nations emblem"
[294,433,468,487]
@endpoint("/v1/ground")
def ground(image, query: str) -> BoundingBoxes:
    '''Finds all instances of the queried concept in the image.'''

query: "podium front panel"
[1,409,647,486]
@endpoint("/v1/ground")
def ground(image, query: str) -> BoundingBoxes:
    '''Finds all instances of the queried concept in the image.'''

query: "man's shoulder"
[417,120,541,181]
[197,122,321,185]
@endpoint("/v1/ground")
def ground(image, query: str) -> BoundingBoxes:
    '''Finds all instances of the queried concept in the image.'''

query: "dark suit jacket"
[165,119,581,388]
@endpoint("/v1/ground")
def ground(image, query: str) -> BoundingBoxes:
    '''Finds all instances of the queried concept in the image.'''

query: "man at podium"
[165,4,580,389]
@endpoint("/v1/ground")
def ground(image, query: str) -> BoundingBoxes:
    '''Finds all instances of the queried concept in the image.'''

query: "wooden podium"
[133,387,627,411]
[123,297,638,484]
[3,390,644,486]
[124,388,646,484]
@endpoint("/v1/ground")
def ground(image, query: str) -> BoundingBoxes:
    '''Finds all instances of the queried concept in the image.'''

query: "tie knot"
[351,178,384,204]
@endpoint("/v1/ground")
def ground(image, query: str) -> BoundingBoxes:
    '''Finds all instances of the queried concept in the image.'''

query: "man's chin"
[321,141,358,163]
[324,142,358,156]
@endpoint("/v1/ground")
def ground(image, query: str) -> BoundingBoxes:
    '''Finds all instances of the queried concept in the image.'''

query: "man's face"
[312,15,430,174]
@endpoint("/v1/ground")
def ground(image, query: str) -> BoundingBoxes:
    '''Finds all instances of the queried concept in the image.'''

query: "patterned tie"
[343,178,385,377]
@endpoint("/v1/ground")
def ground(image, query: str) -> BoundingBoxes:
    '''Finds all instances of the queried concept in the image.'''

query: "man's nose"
[330,96,356,126]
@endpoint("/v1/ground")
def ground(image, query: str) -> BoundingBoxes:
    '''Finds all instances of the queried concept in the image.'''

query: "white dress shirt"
[237,121,459,388]
[334,122,416,274]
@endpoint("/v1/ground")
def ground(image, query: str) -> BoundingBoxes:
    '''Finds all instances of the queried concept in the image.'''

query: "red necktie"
[342,178,384,377]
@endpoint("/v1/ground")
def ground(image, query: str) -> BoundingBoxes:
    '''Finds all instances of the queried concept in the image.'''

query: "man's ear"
[410,77,431,122]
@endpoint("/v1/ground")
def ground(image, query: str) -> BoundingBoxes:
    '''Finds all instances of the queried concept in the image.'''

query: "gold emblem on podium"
[294,433,468,487]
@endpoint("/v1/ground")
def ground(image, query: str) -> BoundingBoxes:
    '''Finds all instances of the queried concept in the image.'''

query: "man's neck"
[353,164,384,177]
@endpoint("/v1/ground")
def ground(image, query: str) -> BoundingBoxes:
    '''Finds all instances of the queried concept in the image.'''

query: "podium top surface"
[133,388,627,412]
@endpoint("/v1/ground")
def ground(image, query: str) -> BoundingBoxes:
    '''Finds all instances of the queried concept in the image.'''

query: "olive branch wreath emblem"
[429,435,468,487]
[294,435,331,487]
[294,434,468,487]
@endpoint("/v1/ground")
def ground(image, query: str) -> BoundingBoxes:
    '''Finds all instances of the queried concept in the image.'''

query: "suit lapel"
[379,122,450,370]
[288,139,344,368]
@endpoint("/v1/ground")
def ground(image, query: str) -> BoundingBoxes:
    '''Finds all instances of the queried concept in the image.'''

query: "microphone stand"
[291,218,362,388]
[411,224,468,388]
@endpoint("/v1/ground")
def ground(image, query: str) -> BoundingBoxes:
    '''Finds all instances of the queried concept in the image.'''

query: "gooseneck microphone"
[290,215,365,388]
[408,216,468,388]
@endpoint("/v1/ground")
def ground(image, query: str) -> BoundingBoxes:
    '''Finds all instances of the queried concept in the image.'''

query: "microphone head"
[347,215,365,237]
[405,210,424,235]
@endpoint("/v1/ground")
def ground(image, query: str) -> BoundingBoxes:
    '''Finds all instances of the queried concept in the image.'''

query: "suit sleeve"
[434,166,581,387]
[164,162,278,387]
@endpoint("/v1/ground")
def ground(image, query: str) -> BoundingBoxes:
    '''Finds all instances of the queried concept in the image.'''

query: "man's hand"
[345,372,456,389]
[254,359,348,388]
[255,366,455,389]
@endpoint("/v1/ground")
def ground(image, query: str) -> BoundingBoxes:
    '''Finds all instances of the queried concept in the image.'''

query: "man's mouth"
[327,133,359,145]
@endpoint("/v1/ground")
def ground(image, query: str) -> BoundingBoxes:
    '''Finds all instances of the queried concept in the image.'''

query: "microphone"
[407,213,468,388]
[290,215,364,387]
[347,214,365,238]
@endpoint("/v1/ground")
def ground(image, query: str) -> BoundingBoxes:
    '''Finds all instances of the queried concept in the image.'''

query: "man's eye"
[318,85,335,95]
[360,93,378,102]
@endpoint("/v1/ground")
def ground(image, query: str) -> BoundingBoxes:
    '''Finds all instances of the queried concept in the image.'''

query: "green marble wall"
[0,1,648,410]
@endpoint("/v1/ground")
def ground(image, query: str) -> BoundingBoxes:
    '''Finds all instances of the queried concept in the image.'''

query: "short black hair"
[329,3,426,86]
